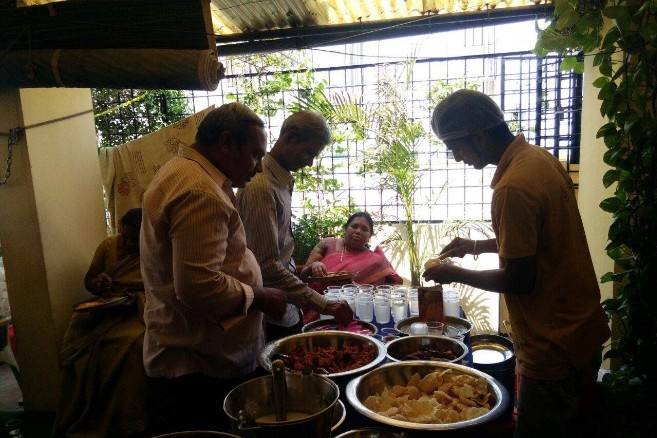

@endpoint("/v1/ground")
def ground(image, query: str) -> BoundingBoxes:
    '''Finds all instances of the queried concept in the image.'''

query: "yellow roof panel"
[210,0,552,35]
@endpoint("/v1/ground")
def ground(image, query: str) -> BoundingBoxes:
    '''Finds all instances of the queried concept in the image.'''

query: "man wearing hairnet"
[425,90,609,437]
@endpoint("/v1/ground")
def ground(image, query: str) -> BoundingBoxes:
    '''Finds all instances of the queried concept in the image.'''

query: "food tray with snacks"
[308,271,357,283]
[73,295,129,312]
[346,361,509,431]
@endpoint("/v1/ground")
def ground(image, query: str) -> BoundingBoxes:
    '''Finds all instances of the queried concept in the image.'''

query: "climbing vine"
[536,0,657,416]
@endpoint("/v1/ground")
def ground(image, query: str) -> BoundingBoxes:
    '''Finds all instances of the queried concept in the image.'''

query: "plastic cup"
[374,296,391,324]
[443,289,460,317]
[410,322,429,335]
[356,294,374,322]
[427,321,445,336]
[408,289,419,316]
[391,297,407,323]
[340,290,356,313]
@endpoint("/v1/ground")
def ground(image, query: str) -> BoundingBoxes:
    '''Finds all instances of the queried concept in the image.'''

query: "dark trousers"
[146,372,260,436]
[514,353,601,438]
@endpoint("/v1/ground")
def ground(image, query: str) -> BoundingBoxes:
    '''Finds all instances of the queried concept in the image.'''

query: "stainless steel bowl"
[259,331,386,379]
[385,335,469,364]
[395,315,473,337]
[334,429,411,438]
[302,318,378,336]
[332,400,346,433]
[346,361,510,431]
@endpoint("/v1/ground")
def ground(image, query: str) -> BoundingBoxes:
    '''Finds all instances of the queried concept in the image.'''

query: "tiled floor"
[0,364,54,438]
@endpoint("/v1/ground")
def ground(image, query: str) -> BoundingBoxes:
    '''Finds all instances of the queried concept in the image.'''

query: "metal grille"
[191,51,581,222]
[93,29,582,224]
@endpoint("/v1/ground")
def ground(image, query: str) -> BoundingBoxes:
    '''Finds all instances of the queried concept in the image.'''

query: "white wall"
[19,88,107,342]
[578,53,615,304]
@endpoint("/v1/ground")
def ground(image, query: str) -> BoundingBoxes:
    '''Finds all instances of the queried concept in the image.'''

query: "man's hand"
[324,300,353,325]
[422,263,461,285]
[252,287,288,320]
[439,237,475,259]
[309,261,328,277]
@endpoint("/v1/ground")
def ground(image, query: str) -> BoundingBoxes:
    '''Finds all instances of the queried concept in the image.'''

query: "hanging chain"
[0,129,20,186]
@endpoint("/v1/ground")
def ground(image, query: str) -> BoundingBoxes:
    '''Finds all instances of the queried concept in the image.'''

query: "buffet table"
[246,313,517,438]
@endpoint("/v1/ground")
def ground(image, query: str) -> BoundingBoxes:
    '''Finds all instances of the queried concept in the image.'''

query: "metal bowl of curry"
[259,331,386,380]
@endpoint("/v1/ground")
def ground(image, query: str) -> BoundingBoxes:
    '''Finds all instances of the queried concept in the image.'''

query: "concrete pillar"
[0,88,106,411]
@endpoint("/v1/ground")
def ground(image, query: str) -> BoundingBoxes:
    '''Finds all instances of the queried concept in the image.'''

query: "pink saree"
[311,238,402,290]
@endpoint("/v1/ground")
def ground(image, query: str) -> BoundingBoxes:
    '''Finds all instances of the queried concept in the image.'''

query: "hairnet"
[431,89,506,141]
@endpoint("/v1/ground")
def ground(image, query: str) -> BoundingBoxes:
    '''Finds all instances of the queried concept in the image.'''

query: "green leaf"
[560,56,579,71]
[596,122,616,138]
[600,196,622,213]
[556,9,580,30]
[601,27,621,48]
[599,58,613,77]
[604,6,630,20]
[593,52,604,67]
[574,61,585,74]
[603,169,619,188]
[593,77,610,88]
[604,132,622,149]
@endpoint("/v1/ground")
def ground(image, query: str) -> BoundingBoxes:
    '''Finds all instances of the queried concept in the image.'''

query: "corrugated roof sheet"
[20,1,552,37]
[210,0,552,34]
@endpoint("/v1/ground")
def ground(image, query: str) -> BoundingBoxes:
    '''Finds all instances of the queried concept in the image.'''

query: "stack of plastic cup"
[356,293,374,322]
[340,288,357,313]
[358,284,374,294]
[408,288,419,316]
[443,289,460,317]
[373,294,391,324]
[390,291,407,323]
[320,290,340,320]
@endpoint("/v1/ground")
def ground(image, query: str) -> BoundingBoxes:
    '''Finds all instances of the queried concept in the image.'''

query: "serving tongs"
[271,359,288,421]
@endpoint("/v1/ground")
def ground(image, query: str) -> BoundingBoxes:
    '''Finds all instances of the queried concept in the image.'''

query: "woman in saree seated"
[53,208,147,438]
[300,212,402,323]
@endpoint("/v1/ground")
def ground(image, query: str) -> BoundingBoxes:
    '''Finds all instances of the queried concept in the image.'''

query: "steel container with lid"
[469,334,516,404]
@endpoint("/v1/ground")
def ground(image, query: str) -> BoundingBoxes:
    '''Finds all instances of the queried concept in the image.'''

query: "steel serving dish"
[395,315,473,338]
[385,335,469,364]
[334,429,411,438]
[302,318,378,336]
[332,399,347,433]
[346,361,510,431]
[259,331,387,379]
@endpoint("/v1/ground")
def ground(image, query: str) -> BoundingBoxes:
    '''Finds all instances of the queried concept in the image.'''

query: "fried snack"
[283,341,377,374]
[363,369,492,424]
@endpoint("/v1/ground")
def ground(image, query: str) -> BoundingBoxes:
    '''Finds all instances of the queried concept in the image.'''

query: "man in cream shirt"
[140,103,287,434]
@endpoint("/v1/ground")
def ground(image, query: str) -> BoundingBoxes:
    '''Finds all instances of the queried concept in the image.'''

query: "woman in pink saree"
[300,212,402,322]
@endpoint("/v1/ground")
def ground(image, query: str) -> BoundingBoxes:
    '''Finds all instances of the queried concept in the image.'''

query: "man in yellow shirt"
[425,90,609,437]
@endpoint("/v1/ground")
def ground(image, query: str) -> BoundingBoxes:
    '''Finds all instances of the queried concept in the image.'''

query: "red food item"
[283,341,377,374]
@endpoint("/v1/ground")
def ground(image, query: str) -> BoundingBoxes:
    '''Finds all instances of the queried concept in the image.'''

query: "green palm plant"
[361,70,427,285]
